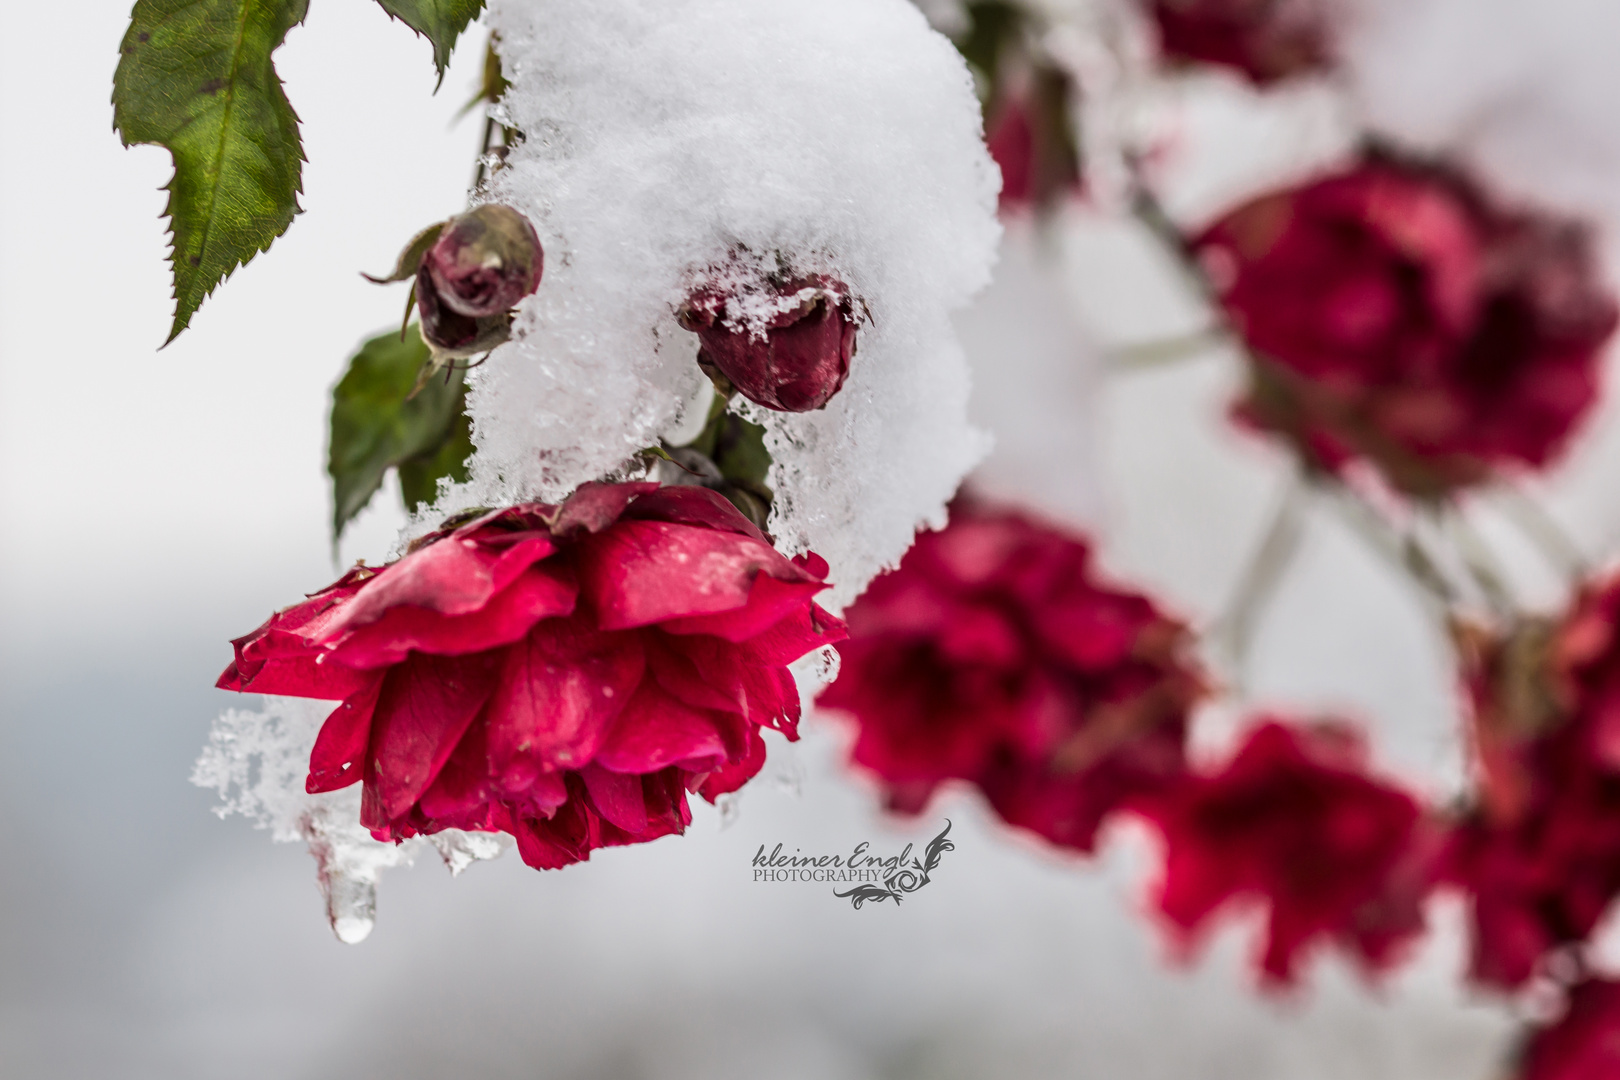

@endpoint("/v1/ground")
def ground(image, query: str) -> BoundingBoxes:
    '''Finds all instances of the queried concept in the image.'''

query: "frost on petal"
[471,0,1001,606]
[192,697,509,943]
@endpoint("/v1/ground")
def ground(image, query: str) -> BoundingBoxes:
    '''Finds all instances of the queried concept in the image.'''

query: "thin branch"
[1209,473,1307,695]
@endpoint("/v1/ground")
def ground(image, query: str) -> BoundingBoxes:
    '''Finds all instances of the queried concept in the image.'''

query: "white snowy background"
[6,0,1620,1077]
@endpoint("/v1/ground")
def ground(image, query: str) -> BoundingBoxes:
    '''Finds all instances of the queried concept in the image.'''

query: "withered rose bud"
[421,203,544,318]
[365,204,545,366]
[678,275,860,412]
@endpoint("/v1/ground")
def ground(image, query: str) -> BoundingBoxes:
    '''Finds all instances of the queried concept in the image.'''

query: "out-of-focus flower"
[817,498,1203,853]
[984,67,1083,214]
[1516,979,1620,1080]
[1196,156,1618,496]
[1143,720,1433,984]
[1149,0,1332,84]
[679,275,860,412]
[219,482,846,870]
[1448,577,1620,989]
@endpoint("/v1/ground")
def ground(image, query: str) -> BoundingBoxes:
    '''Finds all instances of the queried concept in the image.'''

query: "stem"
[1210,472,1307,694]
[1312,477,1460,612]
[1494,485,1589,581]
[1106,329,1228,372]
[1434,502,1516,618]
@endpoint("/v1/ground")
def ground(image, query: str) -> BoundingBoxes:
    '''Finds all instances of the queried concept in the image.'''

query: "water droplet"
[323,870,376,945]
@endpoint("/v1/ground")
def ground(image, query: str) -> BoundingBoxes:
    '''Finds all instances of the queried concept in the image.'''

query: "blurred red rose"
[816,498,1202,853]
[219,482,845,870]
[984,69,1082,214]
[1196,156,1617,496]
[679,275,859,412]
[1448,578,1620,989]
[1150,0,1332,84]
[1145,720,1434,985]
[1517,979,1620,1080]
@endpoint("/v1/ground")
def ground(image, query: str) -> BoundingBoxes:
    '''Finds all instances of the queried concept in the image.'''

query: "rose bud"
[679,275,861,412]
[364,204,545,368]
[421,203,544,318]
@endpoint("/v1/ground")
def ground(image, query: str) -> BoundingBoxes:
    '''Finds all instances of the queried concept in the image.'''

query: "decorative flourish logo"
[833,821,955,909]
[749,820,956,909]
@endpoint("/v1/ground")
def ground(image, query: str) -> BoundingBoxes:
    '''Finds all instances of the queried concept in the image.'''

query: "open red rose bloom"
[1447,574,1620,989]
[817,499,1202,853]
[1197,156,1618,495]
[219,482,846,870]
[1144,720,1432,984]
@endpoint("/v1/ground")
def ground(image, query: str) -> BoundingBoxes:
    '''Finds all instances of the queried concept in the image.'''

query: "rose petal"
[364,650,505,823]
[577,520,809,631]
[325,563,578,668]
[581,763,650,834]
[326,532,557,636]
[484,616,645,774]
[306,677,385,792]
[596,681,730,773]
[549,481,659,538]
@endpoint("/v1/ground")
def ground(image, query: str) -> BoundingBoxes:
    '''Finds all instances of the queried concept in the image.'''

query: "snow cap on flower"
[474,0,1000,607]
[1144,719,1435,986]
[1150,0,1334,84]
[219,482,845,871]
[1198,154,1618,496]
[1516,979,1620,1080]
[679,273,859,413]
[817,497,1203,852]
[1448,574,1620,989]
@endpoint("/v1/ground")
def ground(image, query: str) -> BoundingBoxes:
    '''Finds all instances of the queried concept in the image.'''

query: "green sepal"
[328,324,473,541]
[114,0,309,344]
[362,220,446,284]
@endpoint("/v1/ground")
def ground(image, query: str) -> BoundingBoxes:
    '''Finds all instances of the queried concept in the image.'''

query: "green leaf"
[114,0,309,344]
[328,325,472,540]
[372,0,485,84]
[398,403,473,512]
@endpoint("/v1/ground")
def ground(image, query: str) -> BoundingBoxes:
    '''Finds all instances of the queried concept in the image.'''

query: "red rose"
[984,70,1082,214]
[679,275,859,412]
[1150,0,1332,85]
[1447,578,1620,989]
[1197,157,1617,496]
[416,203,544,359]
[1145,720,1433,985]
[816,499,1202,853]
[218,482,846,870]
[1517,979,1620,1080]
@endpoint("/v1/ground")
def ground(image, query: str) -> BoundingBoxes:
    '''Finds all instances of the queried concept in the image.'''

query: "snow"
[448,0,1002,608]
[192,697,507,943]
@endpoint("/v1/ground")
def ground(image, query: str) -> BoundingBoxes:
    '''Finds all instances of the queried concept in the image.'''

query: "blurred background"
[7,0,1620,1076]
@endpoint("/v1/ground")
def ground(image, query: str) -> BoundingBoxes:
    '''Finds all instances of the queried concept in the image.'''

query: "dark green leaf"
[114,0,309,344]
[398,402,473,512]
[372,0,485,84]
[329,325,472,540]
